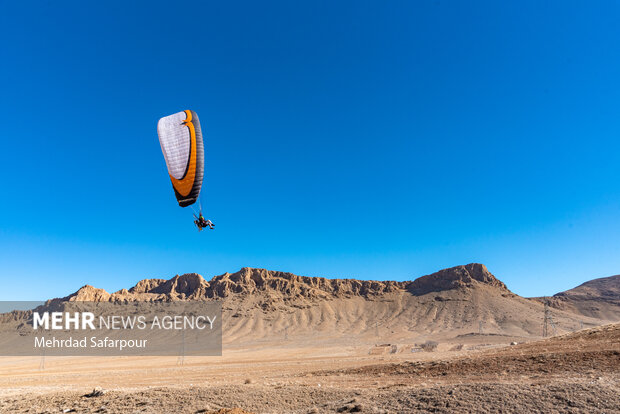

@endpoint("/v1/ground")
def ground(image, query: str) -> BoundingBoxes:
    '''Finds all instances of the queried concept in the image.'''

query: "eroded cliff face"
[58,263,510,303]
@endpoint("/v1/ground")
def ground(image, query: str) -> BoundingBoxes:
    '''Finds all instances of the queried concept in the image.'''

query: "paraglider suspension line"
[189,197,204,217]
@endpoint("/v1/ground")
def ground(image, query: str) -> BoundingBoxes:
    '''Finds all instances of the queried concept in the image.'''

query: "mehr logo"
[32,312,217,330]
[34,312,96,329]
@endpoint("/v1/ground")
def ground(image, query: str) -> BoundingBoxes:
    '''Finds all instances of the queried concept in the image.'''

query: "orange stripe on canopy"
[169,110,197,197]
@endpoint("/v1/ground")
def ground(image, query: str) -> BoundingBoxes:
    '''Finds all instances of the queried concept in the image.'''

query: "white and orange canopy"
[157,110,204,207]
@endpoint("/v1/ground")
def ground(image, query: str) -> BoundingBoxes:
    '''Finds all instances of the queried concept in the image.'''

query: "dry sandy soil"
[0,323,618,413]
[1,265,619,413]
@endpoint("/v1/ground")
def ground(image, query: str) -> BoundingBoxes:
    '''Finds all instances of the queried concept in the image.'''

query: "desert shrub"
[450,343,464,351]
[420,340,438,352]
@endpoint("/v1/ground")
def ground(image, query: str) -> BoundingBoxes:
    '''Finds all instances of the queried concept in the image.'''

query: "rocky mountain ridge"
[24,263,619,342]
[61,263,508,303]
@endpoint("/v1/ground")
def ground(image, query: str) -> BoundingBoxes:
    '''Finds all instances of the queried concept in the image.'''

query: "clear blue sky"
[1,1,619,300]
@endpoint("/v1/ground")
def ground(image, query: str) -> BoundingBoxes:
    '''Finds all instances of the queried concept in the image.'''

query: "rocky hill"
[43,263,606,345]
[61,263,509,303]
[544,274,620,321]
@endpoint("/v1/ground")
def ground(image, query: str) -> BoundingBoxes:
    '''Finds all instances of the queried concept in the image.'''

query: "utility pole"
[38,327,45,370]
[543,297,548,337]
[543,297,557,337]
[177,329,185,366]
[479,321,483,335]
[39,348,45,371]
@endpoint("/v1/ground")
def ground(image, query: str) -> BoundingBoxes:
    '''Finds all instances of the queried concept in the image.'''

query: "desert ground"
[1,323,619,413]
[1,265,619,413]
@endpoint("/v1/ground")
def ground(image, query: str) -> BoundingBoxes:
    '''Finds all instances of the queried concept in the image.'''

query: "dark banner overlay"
[0,301,222,356]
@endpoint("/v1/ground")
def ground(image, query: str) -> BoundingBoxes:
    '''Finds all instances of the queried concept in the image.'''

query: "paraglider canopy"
[157,110,204,207]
